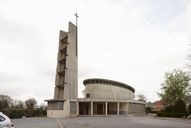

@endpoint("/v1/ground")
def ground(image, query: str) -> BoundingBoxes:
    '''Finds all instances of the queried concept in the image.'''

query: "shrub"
[10,109,25,118]
[1,109,47,118]
[25,109,35,117]
[1,109,25,119]
[26,109,47,117]
[174,99,185,113]
[189,104,191,113]
[164,105,173,113]
[146,107,151,113]
[150,111,158,113]
[34,109,47,117]
[163,100,186,113]
[42,110,47,116]
[157,112,189,118]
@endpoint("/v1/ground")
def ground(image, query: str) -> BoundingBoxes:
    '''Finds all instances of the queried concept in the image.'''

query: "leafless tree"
[0,94,12,109]
[25,98,37,109]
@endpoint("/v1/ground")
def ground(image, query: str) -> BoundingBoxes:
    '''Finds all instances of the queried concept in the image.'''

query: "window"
[86,94,90,98]
[70,101,77,114]
[56,102,64,110]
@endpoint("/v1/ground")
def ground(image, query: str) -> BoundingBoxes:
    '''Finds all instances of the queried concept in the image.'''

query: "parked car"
[0,112,14,128]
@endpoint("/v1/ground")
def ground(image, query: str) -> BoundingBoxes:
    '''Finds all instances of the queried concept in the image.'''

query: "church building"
[45,22,145,118]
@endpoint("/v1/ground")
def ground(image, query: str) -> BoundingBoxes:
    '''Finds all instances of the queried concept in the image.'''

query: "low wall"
[128,102,145,114]
[47,110,67,118]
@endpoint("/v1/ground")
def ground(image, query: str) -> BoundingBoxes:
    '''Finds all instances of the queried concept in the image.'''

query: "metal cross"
[74,12,79,26]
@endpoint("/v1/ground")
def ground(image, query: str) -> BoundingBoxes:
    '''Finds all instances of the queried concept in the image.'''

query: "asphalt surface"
[13,116,191,128]
[13,117,58,128]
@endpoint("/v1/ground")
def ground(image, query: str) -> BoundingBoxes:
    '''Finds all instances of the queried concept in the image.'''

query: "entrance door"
[79,102,91,115]
[97,104,103,114]
[97,103,105,115]
[85,105,89,114]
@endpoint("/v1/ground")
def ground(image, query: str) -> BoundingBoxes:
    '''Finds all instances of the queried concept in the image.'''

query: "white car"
[0,112,14,128]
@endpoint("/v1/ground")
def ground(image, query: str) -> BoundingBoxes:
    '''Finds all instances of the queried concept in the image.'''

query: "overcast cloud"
[0,0,191,104]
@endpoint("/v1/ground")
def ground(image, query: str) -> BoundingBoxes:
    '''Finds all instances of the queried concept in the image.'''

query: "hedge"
[2,109,25,118]
[0,109,47,119]
[157,112,189,118]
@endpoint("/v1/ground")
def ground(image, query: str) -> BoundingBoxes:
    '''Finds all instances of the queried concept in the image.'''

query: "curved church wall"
[84,79,135,100]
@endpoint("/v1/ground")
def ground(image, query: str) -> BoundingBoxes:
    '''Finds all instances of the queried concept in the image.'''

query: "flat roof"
[45,99,65,102]
[83,78,135,93]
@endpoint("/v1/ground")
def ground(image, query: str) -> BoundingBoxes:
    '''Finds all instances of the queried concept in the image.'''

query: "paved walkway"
[13,116,191,128]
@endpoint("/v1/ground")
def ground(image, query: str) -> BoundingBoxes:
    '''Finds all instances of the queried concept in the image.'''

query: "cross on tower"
[74,13,79,27]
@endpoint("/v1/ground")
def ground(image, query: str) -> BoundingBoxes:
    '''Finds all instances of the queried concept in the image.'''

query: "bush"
[10,109,25,118]
[150,111,158,113]
[25,109,35,117]
[157,112,189,118]
[163,100,186,113]
[174,99,185,113]
[42,110,47,116]
[164,105,173,113]
[1,109,47,119]
[188,104,191,113]
[1,109,25,119]
[34,109,43,117]
[34,109,46,117]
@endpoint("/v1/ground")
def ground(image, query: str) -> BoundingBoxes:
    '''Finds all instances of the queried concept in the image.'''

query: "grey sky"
[0,0,190,104]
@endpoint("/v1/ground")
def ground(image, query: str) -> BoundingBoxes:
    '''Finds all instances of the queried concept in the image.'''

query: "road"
[13,116,191,128]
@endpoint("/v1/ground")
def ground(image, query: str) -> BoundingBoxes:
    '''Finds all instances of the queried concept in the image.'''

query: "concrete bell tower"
[46,21,78,118]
